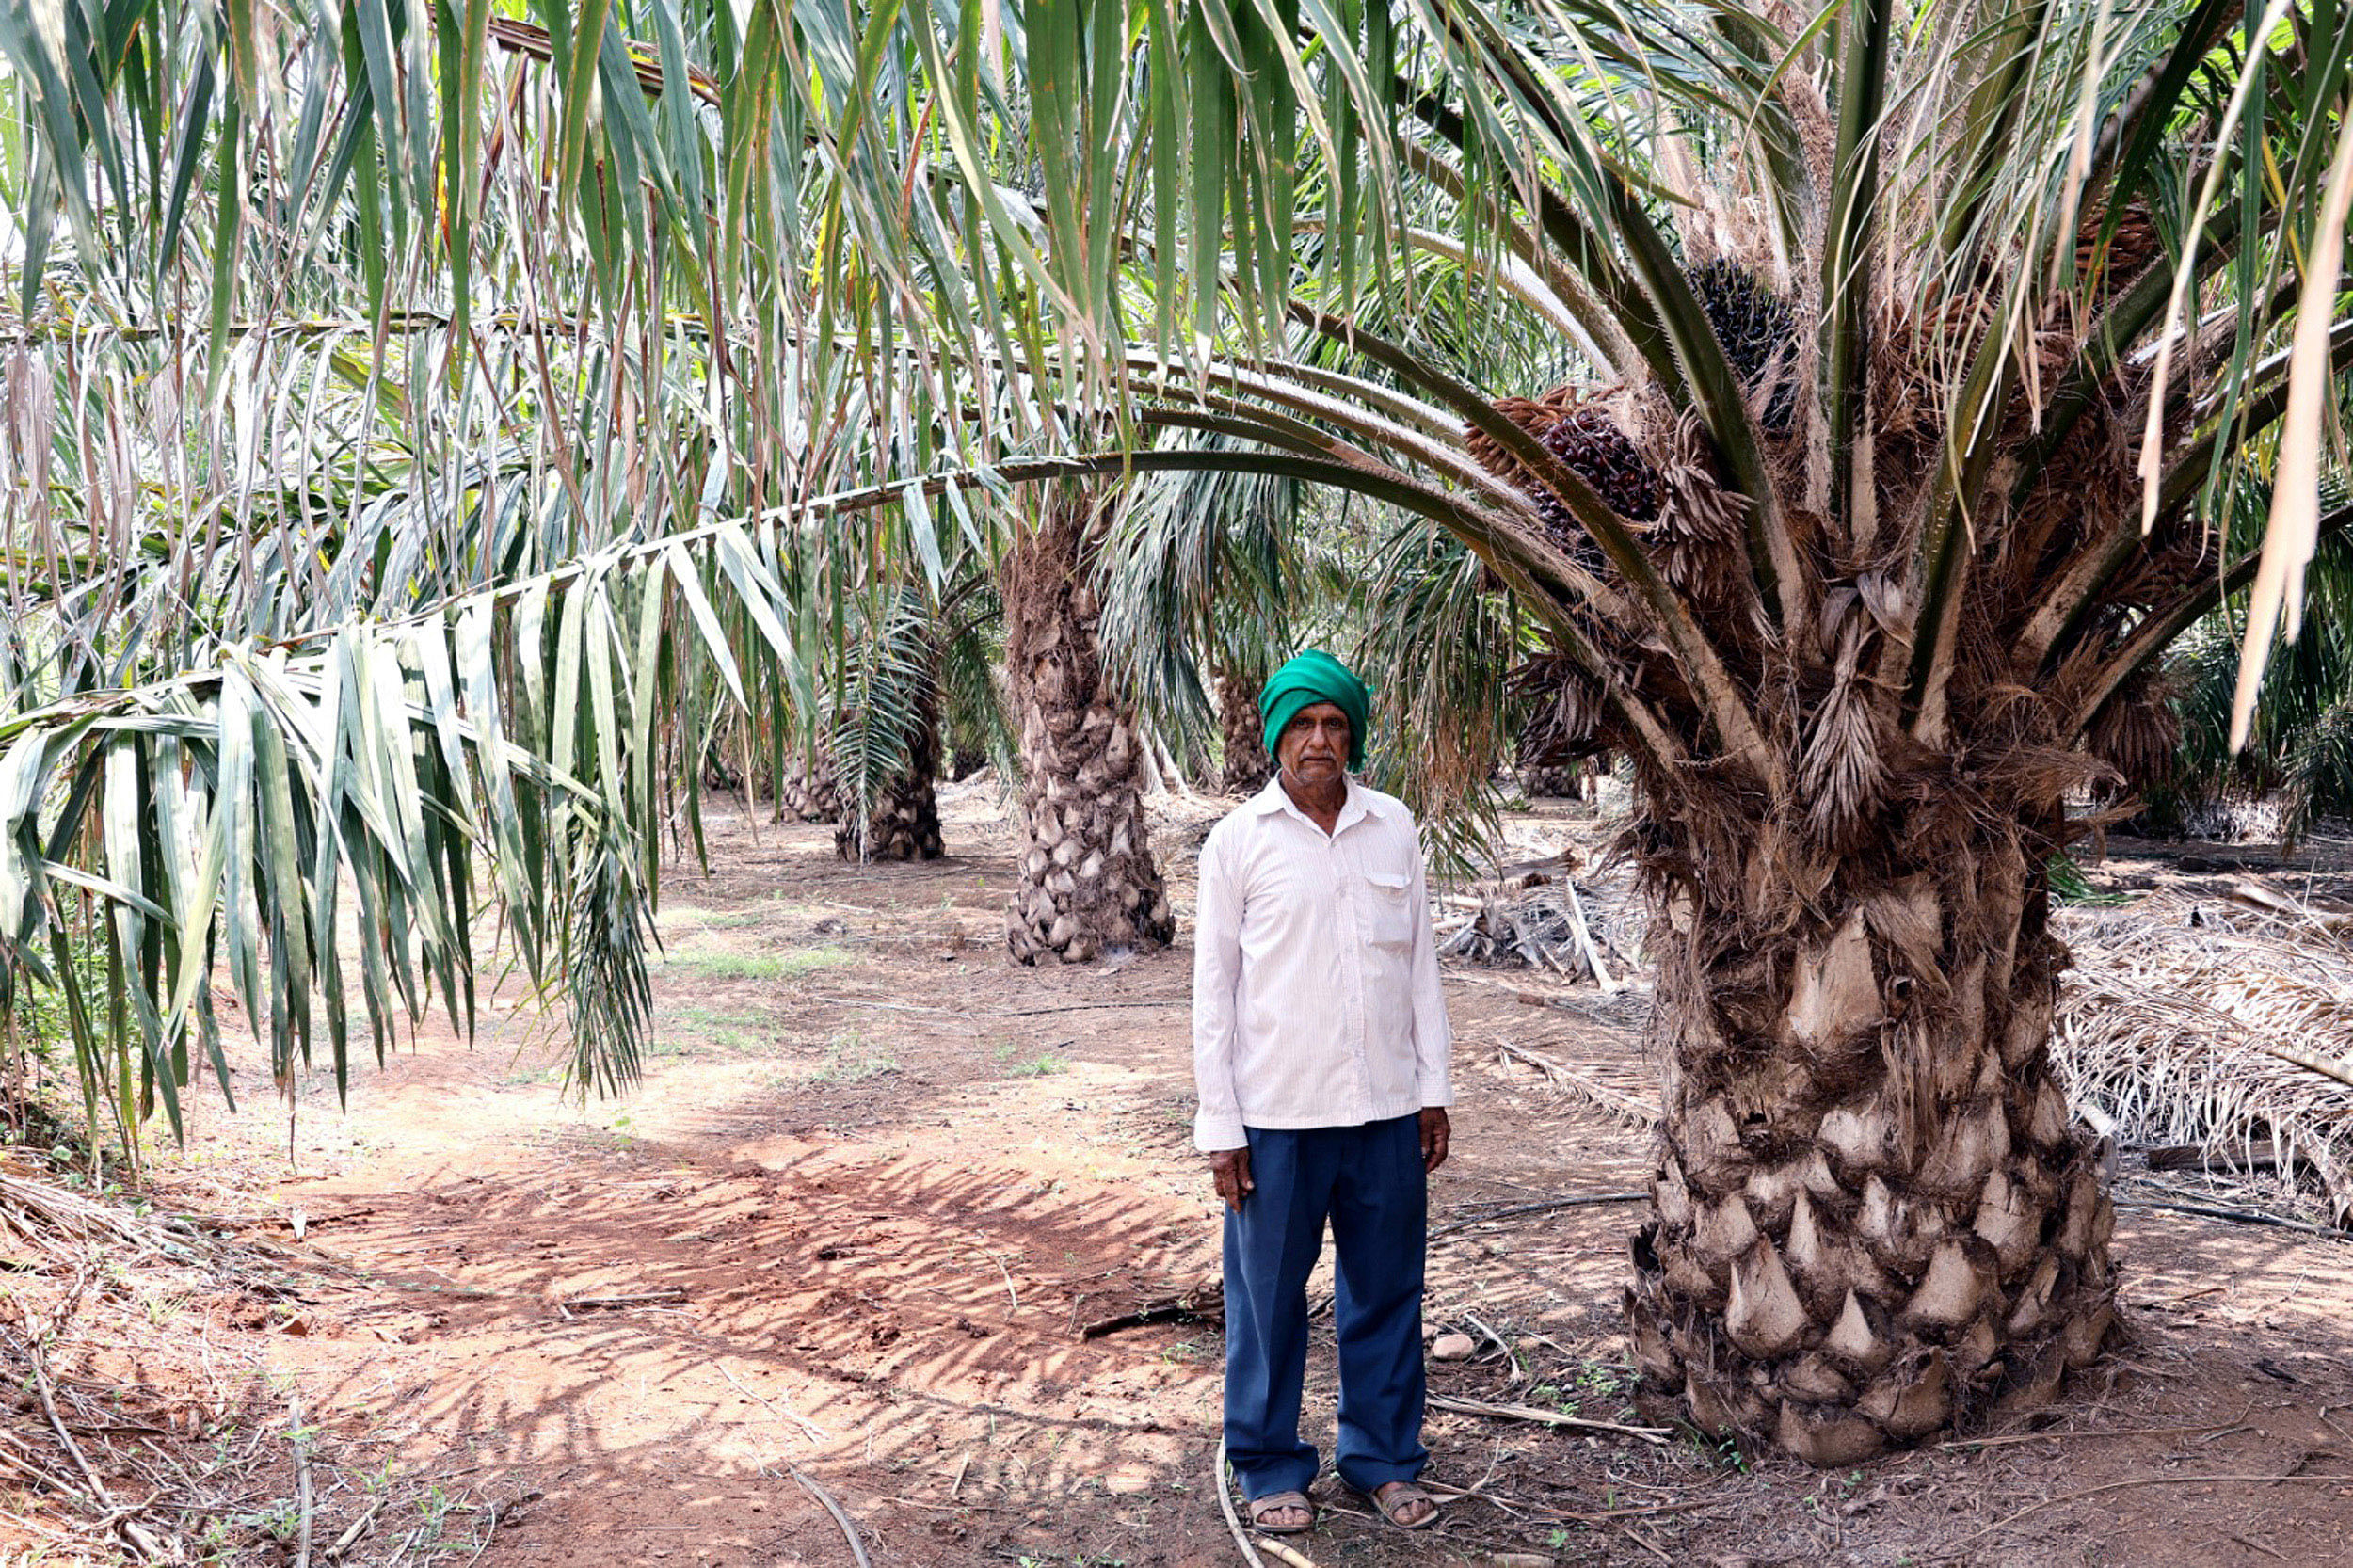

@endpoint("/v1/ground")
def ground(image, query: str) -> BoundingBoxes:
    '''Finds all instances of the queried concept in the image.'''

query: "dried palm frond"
[1441,881,1590,973]
[1437,863,1648,985]
[2052,891,2353,1225]
[1510,650,1609,764]
[0,1160,182,1256]
[1644,411,1753,604]
[1494,1038,1661,1130]
[1798,628,1886,848]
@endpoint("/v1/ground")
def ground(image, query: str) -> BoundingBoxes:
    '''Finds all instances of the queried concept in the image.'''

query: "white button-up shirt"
[1191,777,1453,1151]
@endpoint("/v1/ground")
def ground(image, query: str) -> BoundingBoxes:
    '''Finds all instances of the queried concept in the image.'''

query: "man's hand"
[1419,1108,1451,1174]
[1209,1146,1255,1209]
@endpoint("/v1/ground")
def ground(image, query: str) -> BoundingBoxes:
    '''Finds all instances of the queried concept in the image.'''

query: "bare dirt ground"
[9,792,2353,1567]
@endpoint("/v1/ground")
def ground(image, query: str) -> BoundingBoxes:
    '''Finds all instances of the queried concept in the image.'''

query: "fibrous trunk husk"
[1002,492,1177,965]
[1216,669,1273,794]
[833,694,945,863]
[1625,824,2118,1465]
[777,747,841,823]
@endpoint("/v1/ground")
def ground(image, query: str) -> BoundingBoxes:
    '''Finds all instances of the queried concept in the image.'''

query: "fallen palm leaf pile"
[2050,888,2353,1225]
[1438,853,1646,987]
[1465,874,2353,1229]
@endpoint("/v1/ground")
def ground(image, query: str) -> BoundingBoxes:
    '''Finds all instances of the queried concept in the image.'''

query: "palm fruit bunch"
[1687,259,1798,433]
[2074,200,2161,293]
[1542,403,1666,529]
[1466,388,1663,560]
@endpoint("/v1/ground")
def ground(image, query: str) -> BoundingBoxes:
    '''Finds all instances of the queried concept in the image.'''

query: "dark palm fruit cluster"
[2074,202,2161,290]
[1688,259,1798,433]
[1532,404,1665,544]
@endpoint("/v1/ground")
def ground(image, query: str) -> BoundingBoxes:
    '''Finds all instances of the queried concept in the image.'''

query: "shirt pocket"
[1361,871,1417,950]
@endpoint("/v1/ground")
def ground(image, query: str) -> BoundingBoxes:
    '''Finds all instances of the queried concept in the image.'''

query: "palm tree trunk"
[833,684,945,862]
[1215,668,1273,794]
[776,746,840,824]
[1002,492,1176,964]
[1625,821,2116,1464]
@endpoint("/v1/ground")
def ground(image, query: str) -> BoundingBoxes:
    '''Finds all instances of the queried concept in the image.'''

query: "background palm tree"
[1097,443,1308,797]
[2145,518,2353,843]
[1000,482,1176,963]
[826,582,950,863]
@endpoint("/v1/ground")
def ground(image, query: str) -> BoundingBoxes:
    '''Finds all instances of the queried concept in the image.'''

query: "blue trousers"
[1223,1114,1428,1501]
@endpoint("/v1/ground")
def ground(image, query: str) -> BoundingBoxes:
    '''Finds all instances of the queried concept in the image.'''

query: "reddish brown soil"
[11,796,2353,1567]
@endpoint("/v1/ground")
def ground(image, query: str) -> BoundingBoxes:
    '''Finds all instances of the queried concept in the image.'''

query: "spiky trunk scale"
[1216,668,1273,794]
[833,696,945,863]
[777,748,841,824]
[1002,496,1176,964]
[1625,822,2116,1464]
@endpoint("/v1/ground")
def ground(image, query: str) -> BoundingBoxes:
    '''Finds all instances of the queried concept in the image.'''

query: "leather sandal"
[1369,1480,1440,1530]
[1247,1490,1316,1534]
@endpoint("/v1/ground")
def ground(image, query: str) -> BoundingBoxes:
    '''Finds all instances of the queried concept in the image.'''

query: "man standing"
[1192,649,1453,1535]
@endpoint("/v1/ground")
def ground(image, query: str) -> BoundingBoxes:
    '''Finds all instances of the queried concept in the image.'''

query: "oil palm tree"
[2147,513,2353,842]
[1000,482,1176,962]
[781,1,2353,1459]
[824,581,949,862]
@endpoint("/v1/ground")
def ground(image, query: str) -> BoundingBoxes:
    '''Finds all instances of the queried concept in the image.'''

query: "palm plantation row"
[3,0,2350,1461]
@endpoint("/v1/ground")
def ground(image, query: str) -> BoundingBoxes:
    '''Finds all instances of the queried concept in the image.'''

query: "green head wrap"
[1258,649,1371,771]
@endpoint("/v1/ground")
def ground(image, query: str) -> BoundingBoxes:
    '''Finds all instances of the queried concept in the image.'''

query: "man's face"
[1275,701,1352,785]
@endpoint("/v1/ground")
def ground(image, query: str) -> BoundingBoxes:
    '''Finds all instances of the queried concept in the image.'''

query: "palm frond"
[826,585,939,859]
[1353,521,1521,876]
